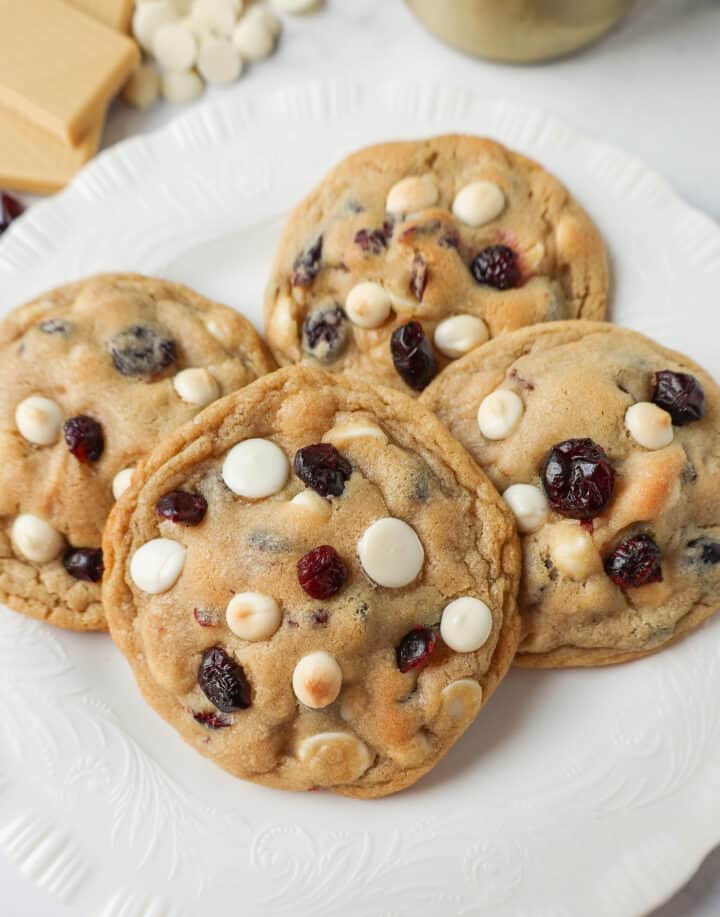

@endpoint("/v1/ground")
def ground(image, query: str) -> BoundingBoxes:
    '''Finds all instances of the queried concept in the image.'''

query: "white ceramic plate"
[1,82,720,917]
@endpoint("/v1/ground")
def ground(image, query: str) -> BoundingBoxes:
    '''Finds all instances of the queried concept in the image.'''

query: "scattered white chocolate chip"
[192,0,236,35]
[290,489,332,521]
[272,0,320,12]
[433,314,488,359]
[112,467,135,500]
[226,592,281,641]
[197,36,243,83]
[15,395,63,446]
[246,4,281,35]
[130,538,187,594]
[172,367,220,406]
[292,651,342,709]
[358,517,424,588]
[440,597,493,653]
[344,282,392,329]
[548,524,600,581]
[232,16,275,60]
[502,483,549,534]
[386,175,439,215]
[132,0,179,53]
[222,438,288,498]
[452,180,505,227]
[153,20,198,71]
[625,402,674,450]
[11,514,64,564]
[297,732,371,784]
[440,679,484,721]
[322,421,387,447]
[123,63,161,110]
[477,389,524,440]
[161,69,204,103]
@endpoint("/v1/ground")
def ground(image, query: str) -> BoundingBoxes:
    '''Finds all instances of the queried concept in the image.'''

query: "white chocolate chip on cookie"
[297,732,372,784]
[112,467,135,500]
[625,402,674,450]
[173,368,220,406]
[290,489,332,520]
[226,592,282,641]
[548,524,600,581]
[11,514,64,564]
[358,517,424,588]
[292,651,342,709]
[222,438,288,498]
[130,538,187,594]
[386,175,439,215]
[502,483,549,533]
[477,389,524,440]
[344,282,392,329]
[440,679,484,722]
[433,314,488,359]
[322,420,388,447]
[440,597,493,653]
[15,395,63,445]
[452,181,505,227]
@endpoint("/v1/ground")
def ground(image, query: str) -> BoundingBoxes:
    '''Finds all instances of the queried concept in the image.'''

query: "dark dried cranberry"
[297,545,347,599]
[652,370,705,426]
[292,235,323,286]
[193,608,218,627]
[63,547,104,582]
[155,491,207,526]
[294,443,352,497]
[312,609,329,626]
[38,318,72,336]
[604,534,663,587]
[471,245,521,290]
[354,220,393,254]
[198,646,251,712]
[396,627,437,673]
[63,415,104,463]
[542,438,616,520]
[301,304,349,363]
[109,324,176,377]
[0,192,23,235]
[439,232,460,250]
[193,710,232,729]
[411,252,428,301]
[390,321,437,391]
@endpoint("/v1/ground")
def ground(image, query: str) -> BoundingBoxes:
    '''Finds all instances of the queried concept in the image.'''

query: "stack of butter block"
[0,0,139,194]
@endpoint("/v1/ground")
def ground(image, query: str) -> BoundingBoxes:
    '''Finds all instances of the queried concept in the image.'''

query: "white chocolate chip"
[290,489,331,521]
[477,389,524,440]
[161,69,204,103]
[358,517,424,588]
[272,0,320,13]
[226,592,281,641]
[297,732,371,784]
[172,367,220,406]
[386,175,439,215]
[292,651,342,709]
[153,20,197,71]
[232,17,275,60]
[11,515,64,564]
[440,597,493,653]
[130,538,187,594]
[112,467,135,500]
[245,4,282,36]
[440,679,484,721]
[625,402,674,450]
[222,438,288,498]
[452,181,505,227]
[197,37,243,83]
[502,483,549,534]
[192,0,237,35]
[548,524,600,581]
[344,282,392,329]
[132,0,179,53]
[322,421,387,447]
[15,395,63,446]
[433,314,488,359]
[122,63,161,110]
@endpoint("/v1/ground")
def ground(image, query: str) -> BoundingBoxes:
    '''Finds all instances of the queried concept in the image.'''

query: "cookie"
[102,367,520,797]
[422,321,720,667]
[0,273,275,631]
[264,134,609,395]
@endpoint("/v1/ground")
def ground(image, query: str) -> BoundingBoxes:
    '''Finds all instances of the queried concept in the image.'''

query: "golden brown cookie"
[265,134,609,395]
[422,321,720,667]
[102,367,520,797]
[0,273,275,631]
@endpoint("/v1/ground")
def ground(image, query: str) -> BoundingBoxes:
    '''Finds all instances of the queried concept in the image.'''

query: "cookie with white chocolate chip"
[265,134,609,395]
[422,321,720,667]
[102,367,520,797]
[0,274,274,631]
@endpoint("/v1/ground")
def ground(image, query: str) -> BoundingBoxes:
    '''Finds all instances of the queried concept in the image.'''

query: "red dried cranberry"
[297,545,347,599]
[354,221,393,254]
[542,438,616,520]
[0,192,24,235]
[390,321,437,391]
[63,547,104,582]
[411,252,428,301]
[471,245,521,290]
[155,491,207,525]
[294,443,352,497]
[63,415,104,463]
[193,608,218,627]
[604,534,663,587]
[109,324,176,377]
[301,304,349,363]
[396,627,437,673]
[198,646,251,712]
[652,371,705,425]
[292,235,323,286]
[193,710,232,729]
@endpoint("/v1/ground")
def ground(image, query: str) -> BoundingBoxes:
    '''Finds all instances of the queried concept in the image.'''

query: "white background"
[3,0,720,913]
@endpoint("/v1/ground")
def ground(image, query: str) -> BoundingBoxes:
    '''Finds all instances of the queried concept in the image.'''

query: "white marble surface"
[3,0,720,914]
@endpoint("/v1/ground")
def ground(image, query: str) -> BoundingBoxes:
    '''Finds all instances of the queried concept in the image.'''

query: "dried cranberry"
[411,252,428,301]
[193,710,232,729]
[292,235,323,286]
[687,538,720,566]
[396,627,437,673]
[193,608,218,627]
[294,443,352,497]
[439,232,460,250]
[471,245,521,290]
[297,545,347,599]
[301,304,349,363]
[652,371,705,426]
[198,646,251,712]
[390,321,437,391]
[354,224,392,254]
[109,324,176,377]
[312,609,329,626]
[604,534,663,587]
[155,491,207,526]
[38,318,72,336]
[63,547,104,582]
[0,192,23,235]
[63,415,104,463]
[542,438,616,520]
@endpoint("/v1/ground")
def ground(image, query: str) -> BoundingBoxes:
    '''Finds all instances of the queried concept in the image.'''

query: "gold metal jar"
[406,0,635,63]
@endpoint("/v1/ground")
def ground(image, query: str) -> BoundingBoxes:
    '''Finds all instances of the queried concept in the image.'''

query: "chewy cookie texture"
[0,274,275,631]
[422,321,720,667]
[265,134,609,395]
[103,367,521,797]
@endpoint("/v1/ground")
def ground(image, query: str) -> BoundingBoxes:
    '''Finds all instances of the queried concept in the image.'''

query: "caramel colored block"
[0,0,138,144]
[63,0,135,32]
[0,105,104,194]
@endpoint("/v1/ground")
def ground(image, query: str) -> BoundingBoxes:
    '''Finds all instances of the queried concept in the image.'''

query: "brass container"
[406,0,634,63]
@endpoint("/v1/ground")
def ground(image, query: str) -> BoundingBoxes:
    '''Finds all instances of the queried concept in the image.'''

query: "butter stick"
[0,0,138,144]
[63,0,135,32]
